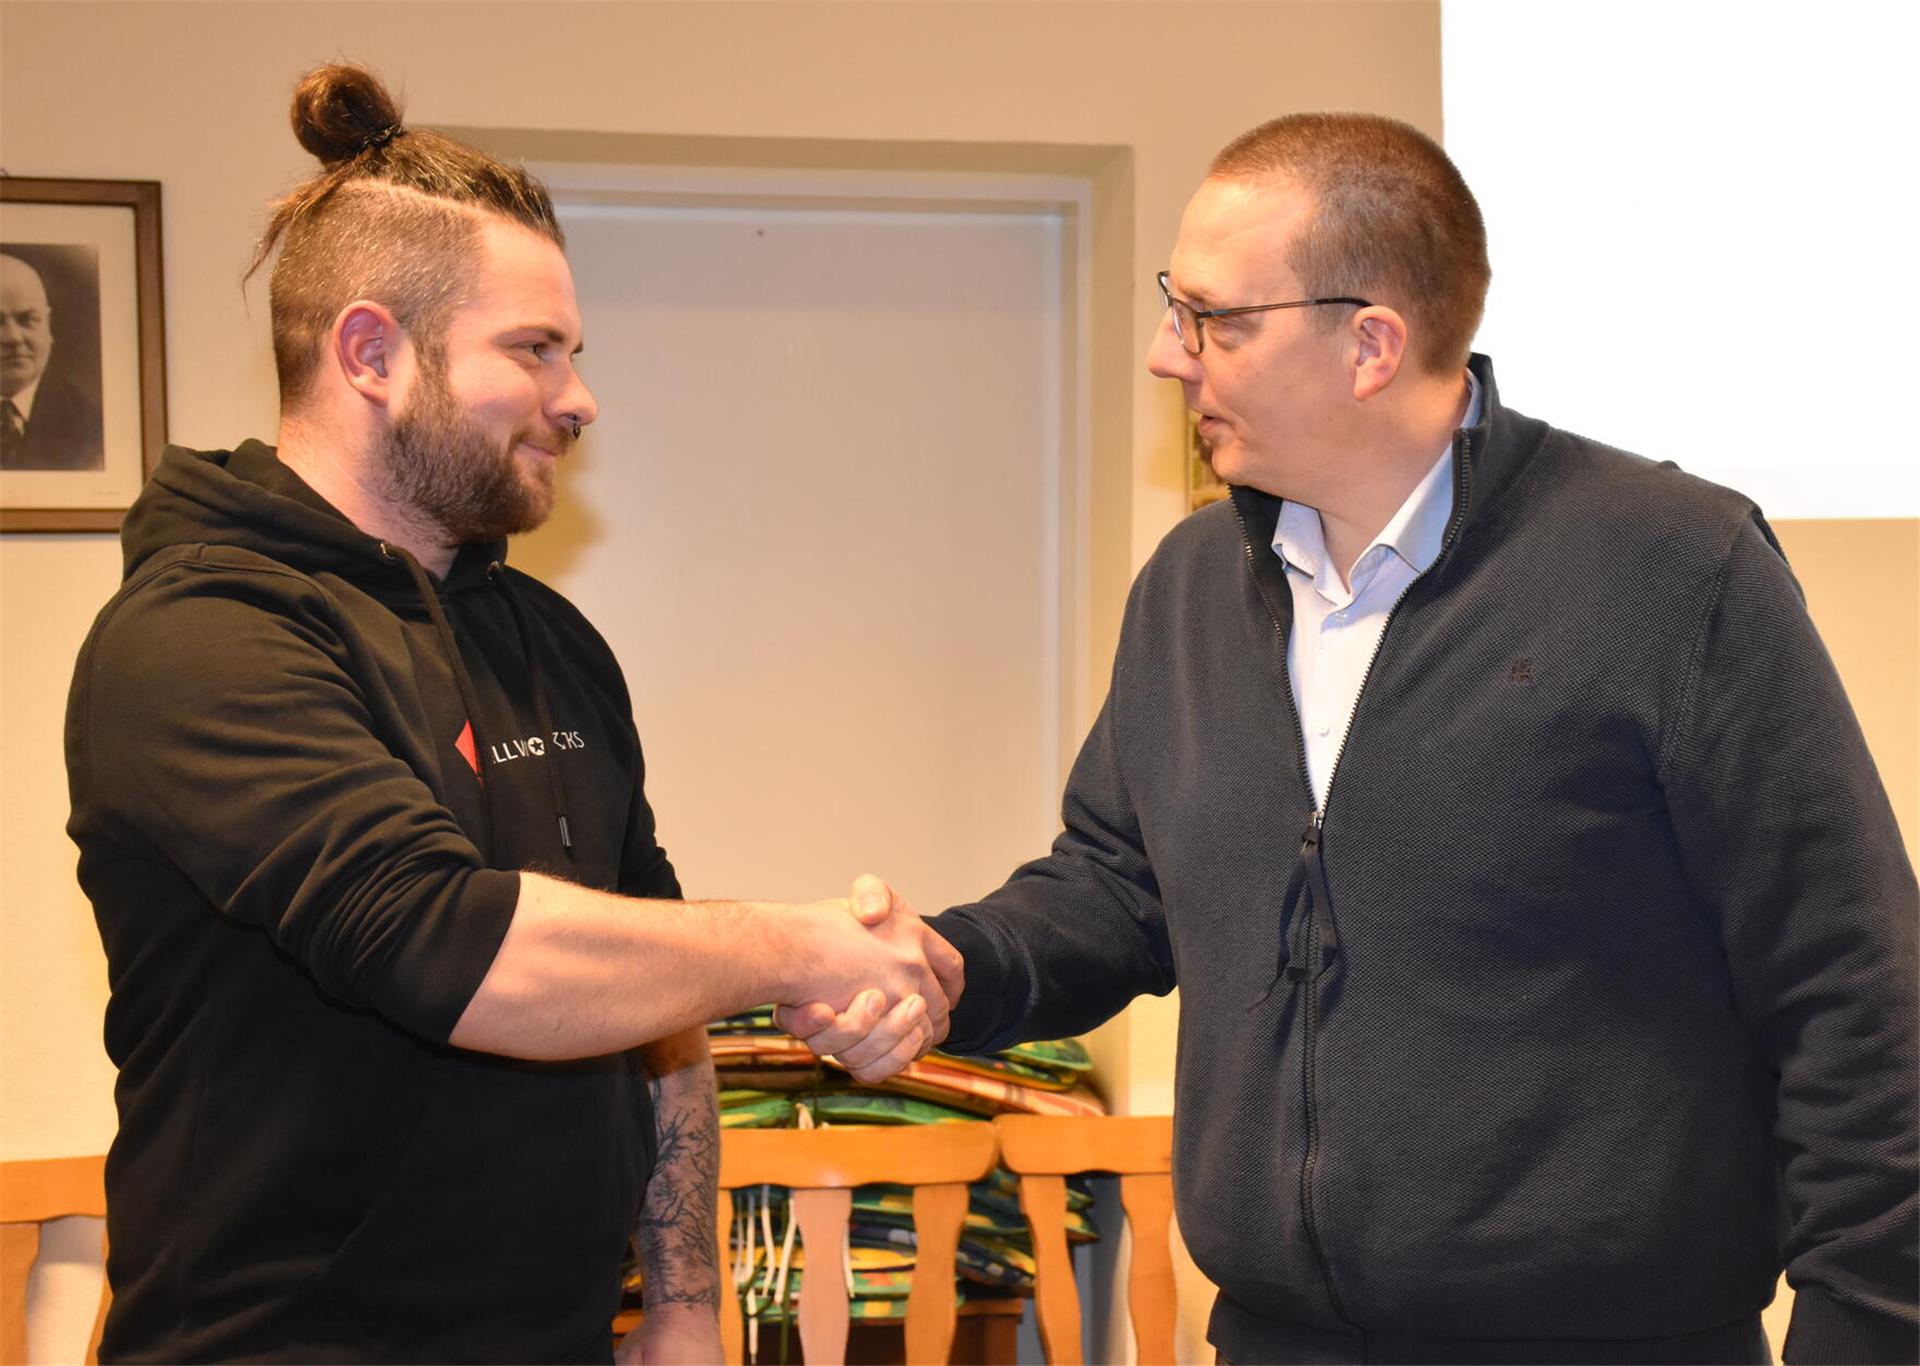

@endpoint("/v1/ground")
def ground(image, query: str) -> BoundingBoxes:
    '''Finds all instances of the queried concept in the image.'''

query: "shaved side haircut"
[248,63,564,405]
[1212,113,1490,374]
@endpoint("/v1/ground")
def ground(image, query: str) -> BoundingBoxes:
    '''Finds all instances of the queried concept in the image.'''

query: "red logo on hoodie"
[455,720,481,780]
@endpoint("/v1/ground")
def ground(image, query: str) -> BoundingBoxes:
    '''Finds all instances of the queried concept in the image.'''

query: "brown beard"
[376,359,557,547]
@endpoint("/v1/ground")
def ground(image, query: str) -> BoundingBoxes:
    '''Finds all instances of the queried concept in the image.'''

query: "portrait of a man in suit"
[1,249,106,471]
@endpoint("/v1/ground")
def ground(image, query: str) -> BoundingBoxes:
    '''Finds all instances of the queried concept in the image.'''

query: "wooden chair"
[716,1122,998,1365]
[1,1156,110,1365]
[993,1115,1176,1365]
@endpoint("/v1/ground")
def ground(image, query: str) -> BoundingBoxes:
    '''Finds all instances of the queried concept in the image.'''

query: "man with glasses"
[792,112,1916,1363]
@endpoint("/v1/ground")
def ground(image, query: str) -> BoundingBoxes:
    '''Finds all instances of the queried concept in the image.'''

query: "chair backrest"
[716,1122,998,1365]
[993,1114,1176,1366]
[0,1155,110,1366]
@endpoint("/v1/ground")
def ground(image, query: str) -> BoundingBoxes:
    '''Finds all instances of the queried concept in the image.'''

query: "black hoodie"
[67,442,679,1363]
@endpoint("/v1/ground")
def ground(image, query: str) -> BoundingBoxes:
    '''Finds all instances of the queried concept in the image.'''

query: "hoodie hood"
[121,441,508,600]
[119,440,565,854]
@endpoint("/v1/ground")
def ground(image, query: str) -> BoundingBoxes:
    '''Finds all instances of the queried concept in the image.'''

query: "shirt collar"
[1272,368,1482,584]
[5,374,42,423]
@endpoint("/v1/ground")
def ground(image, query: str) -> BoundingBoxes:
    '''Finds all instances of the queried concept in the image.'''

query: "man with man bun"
[797,113,1918,1363]
[66,64,956,1363]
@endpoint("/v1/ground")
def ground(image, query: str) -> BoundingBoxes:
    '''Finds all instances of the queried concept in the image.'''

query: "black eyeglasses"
[1157,271,1370,356]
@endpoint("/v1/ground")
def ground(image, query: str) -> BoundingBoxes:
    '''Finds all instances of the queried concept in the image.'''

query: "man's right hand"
[775,874,963,1083]
[450,870,960,1065]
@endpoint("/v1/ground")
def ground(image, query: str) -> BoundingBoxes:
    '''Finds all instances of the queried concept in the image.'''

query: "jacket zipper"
[1230,429,1476,1345]
[1231,495,1355,1332]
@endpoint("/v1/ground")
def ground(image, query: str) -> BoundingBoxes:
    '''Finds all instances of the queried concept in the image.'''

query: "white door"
[518,195,1071,913]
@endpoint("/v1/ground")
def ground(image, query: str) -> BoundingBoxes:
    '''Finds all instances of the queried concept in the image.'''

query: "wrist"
[640,1295,721,1320]
[744,899,815,1004]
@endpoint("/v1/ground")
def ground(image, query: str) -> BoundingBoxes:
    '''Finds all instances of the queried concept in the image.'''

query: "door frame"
[528,156,1097,790]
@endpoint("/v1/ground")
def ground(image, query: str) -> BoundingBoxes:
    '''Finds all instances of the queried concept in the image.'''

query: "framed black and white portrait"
[0,177,167,532]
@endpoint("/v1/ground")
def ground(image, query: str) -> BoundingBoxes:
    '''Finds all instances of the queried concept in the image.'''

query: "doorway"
[518,184,1083,911]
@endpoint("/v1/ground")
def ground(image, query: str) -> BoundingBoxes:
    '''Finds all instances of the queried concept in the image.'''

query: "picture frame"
[1,176,167,532]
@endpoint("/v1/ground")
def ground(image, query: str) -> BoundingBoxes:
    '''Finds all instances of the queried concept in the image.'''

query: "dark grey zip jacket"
[933,357,1917,1364]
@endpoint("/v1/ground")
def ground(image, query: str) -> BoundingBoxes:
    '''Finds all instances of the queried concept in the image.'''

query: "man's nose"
[1145,311,1199,381]
[558,367,599,432]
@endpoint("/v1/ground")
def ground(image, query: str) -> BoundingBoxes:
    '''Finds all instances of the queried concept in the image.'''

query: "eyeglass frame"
[1156,271,1372,355]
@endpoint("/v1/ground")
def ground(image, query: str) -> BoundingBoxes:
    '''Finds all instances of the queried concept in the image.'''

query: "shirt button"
[1315,720,1331,737]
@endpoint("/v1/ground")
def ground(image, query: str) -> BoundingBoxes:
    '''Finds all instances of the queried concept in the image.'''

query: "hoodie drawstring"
[489,561,575,857]
[387,544,501,858]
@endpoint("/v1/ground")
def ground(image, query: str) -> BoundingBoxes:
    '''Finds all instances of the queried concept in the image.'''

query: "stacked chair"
[636,1011,1109,1362]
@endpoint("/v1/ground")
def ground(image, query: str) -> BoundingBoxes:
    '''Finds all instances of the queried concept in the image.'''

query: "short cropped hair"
[247,63,564,405]
[1211,113,1489,374]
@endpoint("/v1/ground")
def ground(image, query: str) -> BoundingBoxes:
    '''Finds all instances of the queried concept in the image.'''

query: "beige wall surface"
[0,3,1440,1359]
[1771,520,1918,860]
[0,0,1440,1133]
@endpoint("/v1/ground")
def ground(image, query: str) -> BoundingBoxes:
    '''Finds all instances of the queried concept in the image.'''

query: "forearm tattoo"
[637,1066,722,1310]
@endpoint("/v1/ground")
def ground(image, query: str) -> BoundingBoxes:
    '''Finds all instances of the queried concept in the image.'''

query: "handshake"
[772,873,964,1084]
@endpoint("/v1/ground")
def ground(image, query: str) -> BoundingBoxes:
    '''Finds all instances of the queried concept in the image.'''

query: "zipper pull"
[1294,811,1340,979]
[1251,854,1312,1010]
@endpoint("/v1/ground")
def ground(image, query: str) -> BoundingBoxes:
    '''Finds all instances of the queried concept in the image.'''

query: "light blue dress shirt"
[1273,370,1483,808]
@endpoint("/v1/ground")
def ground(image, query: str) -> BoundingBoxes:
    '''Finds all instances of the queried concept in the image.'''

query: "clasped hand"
[774,874,962,1083]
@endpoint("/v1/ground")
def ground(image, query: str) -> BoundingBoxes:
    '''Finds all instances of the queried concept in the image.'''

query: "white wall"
[1443,0,1920,518]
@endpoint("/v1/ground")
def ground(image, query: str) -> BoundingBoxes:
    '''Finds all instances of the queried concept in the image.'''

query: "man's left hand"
[616,1304,723,1365]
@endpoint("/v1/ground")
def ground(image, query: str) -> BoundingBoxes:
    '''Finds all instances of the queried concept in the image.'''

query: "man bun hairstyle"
[287,61,407,162]
[1211,113,1489,375]
[249,63,565,406]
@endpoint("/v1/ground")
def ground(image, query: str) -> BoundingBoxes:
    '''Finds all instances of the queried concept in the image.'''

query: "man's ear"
[1350,306,1409,402]
[333,302,404,407]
